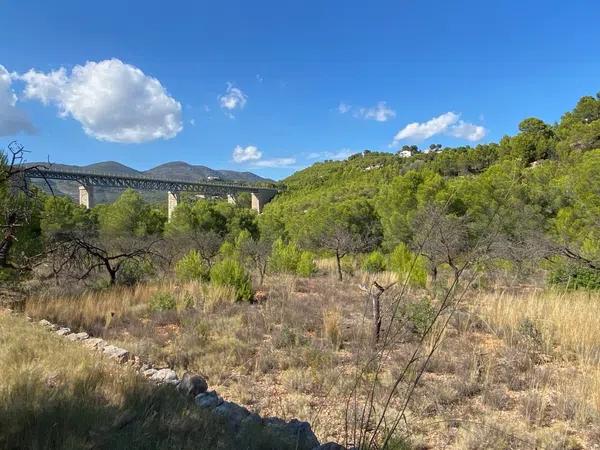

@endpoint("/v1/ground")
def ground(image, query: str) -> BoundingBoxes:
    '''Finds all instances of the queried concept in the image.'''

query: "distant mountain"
[27,160,273,204]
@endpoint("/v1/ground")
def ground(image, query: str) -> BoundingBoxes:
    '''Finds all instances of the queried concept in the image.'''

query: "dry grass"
[476,289,600,364]
[0,311,234,450]
[19,273,600,448]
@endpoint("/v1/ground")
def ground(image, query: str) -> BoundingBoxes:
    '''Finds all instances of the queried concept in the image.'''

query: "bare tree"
[239,237,272,286]
[48,231,164,285]
[0,141,51,269]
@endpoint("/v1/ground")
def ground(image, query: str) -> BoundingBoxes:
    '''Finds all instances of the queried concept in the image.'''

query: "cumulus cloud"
[219,83,247,117]
[307,149,354,160]
[21,58,182,143]
[449,120,487,141]
[232,145,262,163]
[232,145,295,168]
[392,112,487,144]
[253,157,296,168]
[0,65,35,136]
[338,101,396,122]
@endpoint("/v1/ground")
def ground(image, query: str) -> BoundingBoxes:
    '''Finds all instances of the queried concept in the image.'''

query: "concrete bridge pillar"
[78,185,95,209]
[251,191,276,214]
[227,194,237,205]
[167,191,179,222]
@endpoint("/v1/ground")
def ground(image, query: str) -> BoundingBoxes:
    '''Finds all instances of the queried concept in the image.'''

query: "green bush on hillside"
[389,243,428,287]
[362,250,386,273]
[549,263,600,290]
[210,258,253,302]
[269,238,302,274]
[149,292,177,311]
[175,250,210,282]
[117,259,155,286]
[296,251,317,277]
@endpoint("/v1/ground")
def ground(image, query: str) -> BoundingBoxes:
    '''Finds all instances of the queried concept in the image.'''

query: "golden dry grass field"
[22,268,600,449]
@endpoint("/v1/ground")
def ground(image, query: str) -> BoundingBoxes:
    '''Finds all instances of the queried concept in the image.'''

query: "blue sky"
[1,0,599,179]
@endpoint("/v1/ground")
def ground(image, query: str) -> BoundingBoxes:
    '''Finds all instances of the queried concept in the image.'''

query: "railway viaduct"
[26,168,279,220]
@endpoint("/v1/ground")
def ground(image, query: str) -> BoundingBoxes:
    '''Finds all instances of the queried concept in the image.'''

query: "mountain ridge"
[27,160,273,204]
[28,160,272,183]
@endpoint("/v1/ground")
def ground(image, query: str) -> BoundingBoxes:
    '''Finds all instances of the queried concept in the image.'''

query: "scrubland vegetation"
[2,93,600,448]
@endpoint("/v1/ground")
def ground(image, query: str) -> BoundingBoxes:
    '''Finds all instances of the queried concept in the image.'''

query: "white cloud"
[232,144,295,168]
[307,149,354,160]
[253,157,296,168]
[356,101,396,122]
[337,102,351,114]
[338,101,396,122]
[256,74,263,83]
[189,118,196,126]
[219,82,247,117]
[392,112,487,144]
[21,59,182,143]
[449,120,487,141]
[232,145,262,163]
[0,65,35,136]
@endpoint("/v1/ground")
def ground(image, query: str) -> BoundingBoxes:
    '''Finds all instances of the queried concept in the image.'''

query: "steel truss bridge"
[25,167,279,215]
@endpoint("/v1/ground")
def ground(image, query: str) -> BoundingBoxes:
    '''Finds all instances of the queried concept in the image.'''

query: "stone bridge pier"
[251,191,276,214]
[78,185,95,209]
[167,191,180,222]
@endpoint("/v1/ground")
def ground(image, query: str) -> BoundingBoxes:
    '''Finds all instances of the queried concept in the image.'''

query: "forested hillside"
[261,93,600,287]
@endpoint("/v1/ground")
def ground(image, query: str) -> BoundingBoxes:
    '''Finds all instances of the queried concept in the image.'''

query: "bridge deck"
[26,167,279,196]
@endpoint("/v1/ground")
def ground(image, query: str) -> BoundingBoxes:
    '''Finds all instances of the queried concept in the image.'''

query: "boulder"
[83,338,106,349]
[195,390,223,409]
[213,401,251,431]
[264,417,320,450]
[150,368,178,384]
[312,443,349,450]
[177,372,208,398]
[39,319,57,330]
[143,368,158,378]
[67,332,89,341]
[103,345,130,363]
[56,327,71,336]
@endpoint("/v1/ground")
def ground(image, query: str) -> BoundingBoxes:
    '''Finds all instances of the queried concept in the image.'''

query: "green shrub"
[210,258,253,302]
[149,292,177,311]
[549,263,600,290]
[175,250,210,282]
[269,238,301,274]
[362,250,386,273]
[117,259,155,286]
[404,297,436,336]
[389,243,428,287]
[296,251,317,277]
[219,241,237,259]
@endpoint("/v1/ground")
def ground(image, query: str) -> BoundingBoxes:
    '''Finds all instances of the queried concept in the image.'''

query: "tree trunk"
[370,282,385,346]
[335,251,343,281]
[105,262,117,285]
[0,237,12,268]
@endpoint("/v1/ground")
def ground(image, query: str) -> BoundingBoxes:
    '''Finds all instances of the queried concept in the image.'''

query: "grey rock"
[143,368,158,378]
[213,401,250,431]
[67,332,89,341]
[177,372,208,397]
[150,368,178,384]
[103,345,130,363]
[56,327,71,336]
[312,443,349,450]
[39,319,57,330]
[264,417,319,450]
[195,390,223,409]
[83,338,106,349]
